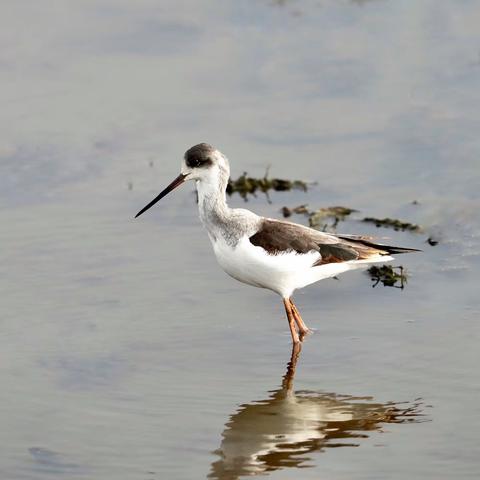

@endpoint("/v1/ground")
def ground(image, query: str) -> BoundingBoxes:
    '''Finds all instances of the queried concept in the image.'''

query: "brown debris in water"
[309,206,358,229]
[362,217,422,232]
[227,171,308,201]
[282,204,357,230]
[367,265,407,289]
[281,204,310,217]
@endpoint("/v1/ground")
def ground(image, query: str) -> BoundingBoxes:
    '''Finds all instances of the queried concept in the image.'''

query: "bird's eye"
[189,156,206,168]
[186,152,212,169]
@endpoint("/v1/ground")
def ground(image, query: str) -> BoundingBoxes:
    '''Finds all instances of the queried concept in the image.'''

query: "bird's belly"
[212,238,320,296]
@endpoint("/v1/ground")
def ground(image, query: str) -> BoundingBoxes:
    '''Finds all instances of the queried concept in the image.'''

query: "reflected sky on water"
[1,1,479,479]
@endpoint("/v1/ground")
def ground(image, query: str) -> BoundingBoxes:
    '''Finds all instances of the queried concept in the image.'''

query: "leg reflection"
[281,341,302,393]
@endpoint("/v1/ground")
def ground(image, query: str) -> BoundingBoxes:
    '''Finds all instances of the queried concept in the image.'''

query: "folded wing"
[249,219,420,266]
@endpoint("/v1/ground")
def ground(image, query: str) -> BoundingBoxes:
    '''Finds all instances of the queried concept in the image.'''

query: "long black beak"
[135,173,187,218]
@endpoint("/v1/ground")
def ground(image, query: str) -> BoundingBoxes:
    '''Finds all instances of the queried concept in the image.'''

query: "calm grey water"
[1,1,479,479]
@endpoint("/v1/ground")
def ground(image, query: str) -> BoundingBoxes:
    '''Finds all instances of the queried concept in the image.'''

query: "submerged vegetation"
[282,204,357,230]
[362,217,422,232]
[282,204,423,234]
[367,265,407,289]
[227,171,308,201]
[309,206,357,229]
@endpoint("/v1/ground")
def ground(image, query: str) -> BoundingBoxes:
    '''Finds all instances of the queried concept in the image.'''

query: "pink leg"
[289,299,311,336]
[283,298,300,344]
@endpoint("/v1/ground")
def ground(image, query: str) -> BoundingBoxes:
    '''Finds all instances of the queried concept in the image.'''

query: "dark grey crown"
[184,143,214,169]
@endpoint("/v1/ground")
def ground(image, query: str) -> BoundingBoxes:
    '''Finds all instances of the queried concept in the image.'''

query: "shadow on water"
[209,345,425,479]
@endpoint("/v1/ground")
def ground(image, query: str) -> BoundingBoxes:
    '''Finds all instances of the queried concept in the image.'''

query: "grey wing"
[249,218,418,265]
[248,218,358,262]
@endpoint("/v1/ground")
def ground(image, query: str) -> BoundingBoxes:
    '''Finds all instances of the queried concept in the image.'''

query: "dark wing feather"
[249,219,334,255]
[316,244,358,265]
[336,234,422,255]
[249,219,419,266]
[249,219,359,264]
[250,219,318,255]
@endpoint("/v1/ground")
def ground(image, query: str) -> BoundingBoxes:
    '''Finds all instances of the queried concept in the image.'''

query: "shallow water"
[1,1,479,479]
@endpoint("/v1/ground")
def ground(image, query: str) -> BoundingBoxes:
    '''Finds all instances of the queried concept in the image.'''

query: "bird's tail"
[337,234,422,256]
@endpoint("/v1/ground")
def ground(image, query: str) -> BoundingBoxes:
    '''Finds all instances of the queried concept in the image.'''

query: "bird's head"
[135,143,229,218]
[181,143,230,182]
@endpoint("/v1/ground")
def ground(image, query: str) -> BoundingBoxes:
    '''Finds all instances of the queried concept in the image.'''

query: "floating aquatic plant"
[227,170,308,201]
[309,206,358,229]
[362,217,422,232]
[281,204,310,217]
[367,265,407,289]
[282,204,357,231]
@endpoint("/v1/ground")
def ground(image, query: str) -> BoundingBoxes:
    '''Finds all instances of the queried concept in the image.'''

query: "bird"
[135,143,419,344]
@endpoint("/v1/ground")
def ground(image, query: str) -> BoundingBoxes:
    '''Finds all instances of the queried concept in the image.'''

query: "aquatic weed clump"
[367,265,407,289]
[282,204,357,231]
[362,217,422,232]
[227,171,308,201]
[309,206,358,229]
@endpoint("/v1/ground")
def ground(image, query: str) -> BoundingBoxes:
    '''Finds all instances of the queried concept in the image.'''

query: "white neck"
[194,162,260,246]
[196,170,231,238]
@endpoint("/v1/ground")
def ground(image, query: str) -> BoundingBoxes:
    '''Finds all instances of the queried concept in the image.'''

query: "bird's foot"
[298,329,314,342]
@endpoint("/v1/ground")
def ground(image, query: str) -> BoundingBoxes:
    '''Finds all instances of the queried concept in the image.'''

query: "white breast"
[212,237,320,297]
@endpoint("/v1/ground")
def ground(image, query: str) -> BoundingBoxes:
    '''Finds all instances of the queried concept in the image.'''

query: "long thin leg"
[289,299,311,336]
[283,298,300,344]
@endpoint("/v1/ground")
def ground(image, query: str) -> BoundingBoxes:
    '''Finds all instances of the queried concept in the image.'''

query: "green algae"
[227,172,308,201]
[367,265,407,289]
[309,206,358,229]
[282,204,357,230]
[362,217,422,232]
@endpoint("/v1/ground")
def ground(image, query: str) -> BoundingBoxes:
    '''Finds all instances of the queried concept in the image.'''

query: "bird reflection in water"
[209,344,423,479]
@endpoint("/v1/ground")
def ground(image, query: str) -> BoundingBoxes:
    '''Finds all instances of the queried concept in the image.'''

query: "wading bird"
[135,143,418,344]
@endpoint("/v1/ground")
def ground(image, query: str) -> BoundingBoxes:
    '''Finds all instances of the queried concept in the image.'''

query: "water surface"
[1,1,479,479]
